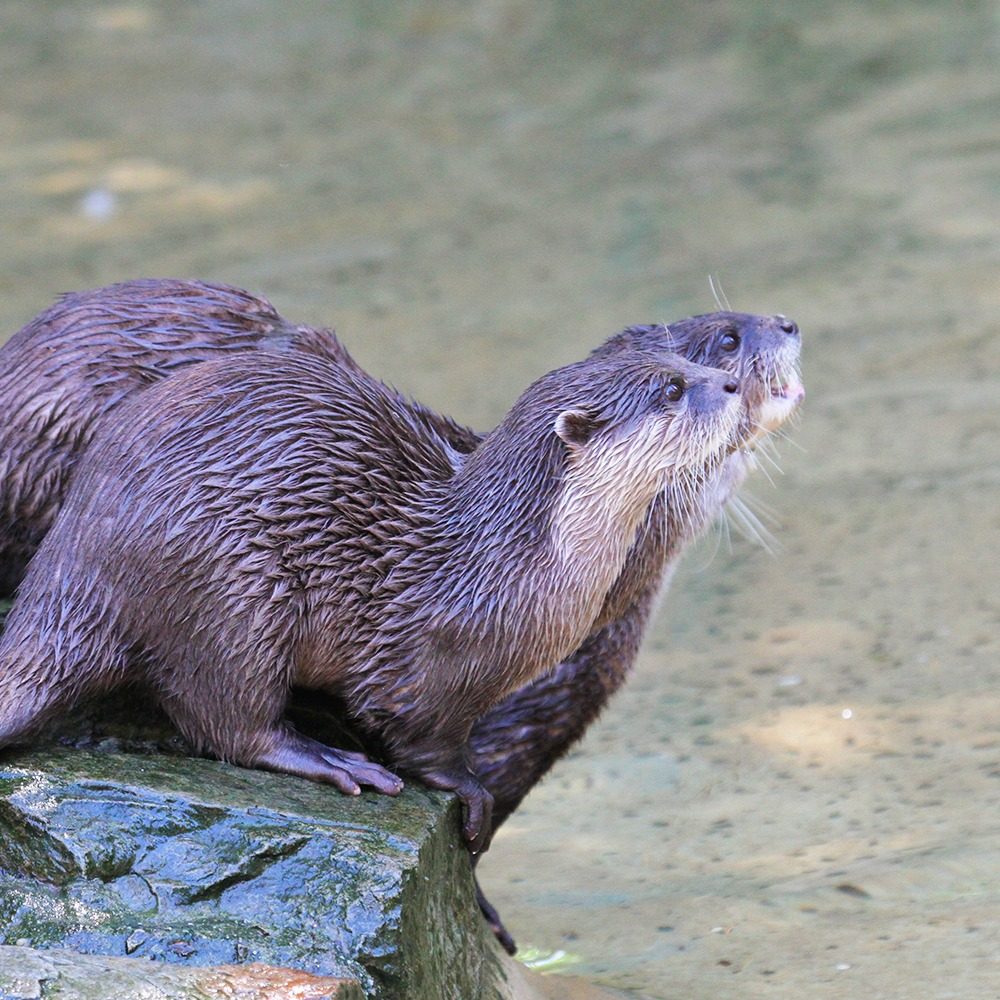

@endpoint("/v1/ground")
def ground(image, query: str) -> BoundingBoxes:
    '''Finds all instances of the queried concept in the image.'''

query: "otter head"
[531,353,744,573]
[551,353,744,496]
[594,312,803,445]
[458,351,745,540]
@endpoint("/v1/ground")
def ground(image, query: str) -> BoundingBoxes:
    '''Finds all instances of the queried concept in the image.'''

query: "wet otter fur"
[0,348,743,852]
[0,279,472,597]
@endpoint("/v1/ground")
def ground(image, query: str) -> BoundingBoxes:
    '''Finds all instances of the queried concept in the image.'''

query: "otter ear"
[555,409,597,448]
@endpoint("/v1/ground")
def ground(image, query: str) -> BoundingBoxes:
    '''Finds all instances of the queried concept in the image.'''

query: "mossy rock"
[0,603,620,1000]
[0,747,504,998]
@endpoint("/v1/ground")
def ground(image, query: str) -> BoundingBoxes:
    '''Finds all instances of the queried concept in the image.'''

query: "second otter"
[0,349,743,852]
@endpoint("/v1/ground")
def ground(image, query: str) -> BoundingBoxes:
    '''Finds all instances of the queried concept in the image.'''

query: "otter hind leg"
[0,689,55,750]
[0,582,132,750]
[0,669,116,750]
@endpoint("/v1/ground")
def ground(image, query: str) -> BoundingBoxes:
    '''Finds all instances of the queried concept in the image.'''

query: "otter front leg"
[349,654,493,849]
[157,655,403,797]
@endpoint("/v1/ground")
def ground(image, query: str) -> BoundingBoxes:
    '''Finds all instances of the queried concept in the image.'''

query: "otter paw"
[418,767,494,854]
[459,783,494,854]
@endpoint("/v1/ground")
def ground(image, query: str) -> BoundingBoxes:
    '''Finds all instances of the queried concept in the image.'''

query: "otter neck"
[432,426,664,693]
[552,440,666,575]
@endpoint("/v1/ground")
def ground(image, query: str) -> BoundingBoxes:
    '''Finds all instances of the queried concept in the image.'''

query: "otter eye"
[664,376,685,402]
[719,329,741,352]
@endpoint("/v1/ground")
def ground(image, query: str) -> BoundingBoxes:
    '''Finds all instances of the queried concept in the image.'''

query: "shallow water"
[1,2,998,997]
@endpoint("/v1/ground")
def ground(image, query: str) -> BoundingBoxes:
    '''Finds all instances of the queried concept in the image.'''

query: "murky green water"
[1,2,998,997]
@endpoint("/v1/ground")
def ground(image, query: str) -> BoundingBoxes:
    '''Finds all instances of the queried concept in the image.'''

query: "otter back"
[0,279,359,596]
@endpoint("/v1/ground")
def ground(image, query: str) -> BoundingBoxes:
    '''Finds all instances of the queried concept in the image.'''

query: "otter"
[0,348,744,853]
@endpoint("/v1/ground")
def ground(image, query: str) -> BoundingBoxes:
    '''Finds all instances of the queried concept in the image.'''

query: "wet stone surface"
[0,732,503,999]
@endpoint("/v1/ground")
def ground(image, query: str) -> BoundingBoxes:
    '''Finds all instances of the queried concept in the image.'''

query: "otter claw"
[319,750,405,796]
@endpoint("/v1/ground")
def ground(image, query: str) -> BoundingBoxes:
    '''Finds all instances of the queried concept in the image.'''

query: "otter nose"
[777,315,798,336]
[723,380,738,393]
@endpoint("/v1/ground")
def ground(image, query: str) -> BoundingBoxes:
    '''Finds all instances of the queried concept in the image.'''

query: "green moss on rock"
[0,747,504,999]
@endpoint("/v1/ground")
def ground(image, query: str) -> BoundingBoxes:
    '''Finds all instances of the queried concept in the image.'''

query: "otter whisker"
[717,505,734,556]
[725,494,779,554]
[750,432,784,468]
[692,509,727,570]
[745,450,779,488]
[751,445,784,481]
[708,274,733,312]
[767,426,807,453]
[735,488,781,528]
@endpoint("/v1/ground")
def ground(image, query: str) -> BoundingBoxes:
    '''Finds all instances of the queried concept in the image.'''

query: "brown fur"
[0,279,471,597]
[0,347,743,852]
